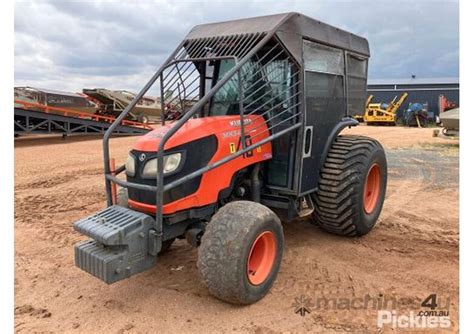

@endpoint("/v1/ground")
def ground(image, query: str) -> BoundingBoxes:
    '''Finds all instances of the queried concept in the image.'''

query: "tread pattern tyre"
[197,201,284,304]
[311,135,387,236]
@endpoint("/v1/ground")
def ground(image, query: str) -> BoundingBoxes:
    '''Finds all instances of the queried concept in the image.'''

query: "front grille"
[126,135,218,206]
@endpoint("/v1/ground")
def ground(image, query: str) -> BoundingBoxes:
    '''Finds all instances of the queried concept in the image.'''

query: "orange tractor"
[73,13,387,304]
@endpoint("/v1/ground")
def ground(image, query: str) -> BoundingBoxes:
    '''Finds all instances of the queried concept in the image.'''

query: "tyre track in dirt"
[15,167,103,191]
[379,147,458,250]
[15,165,106,248]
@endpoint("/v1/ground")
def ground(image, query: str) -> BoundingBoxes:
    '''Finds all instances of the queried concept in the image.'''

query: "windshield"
[209,58,293,117]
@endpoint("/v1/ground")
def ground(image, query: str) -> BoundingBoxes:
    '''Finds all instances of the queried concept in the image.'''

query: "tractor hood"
[133,115,263,152]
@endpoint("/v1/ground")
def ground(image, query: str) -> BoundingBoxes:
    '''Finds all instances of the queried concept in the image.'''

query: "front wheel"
[311,135,387,236]
[197,201,284,304]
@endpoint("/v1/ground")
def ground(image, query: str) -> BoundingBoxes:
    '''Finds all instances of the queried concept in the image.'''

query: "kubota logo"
[229,119,251,127]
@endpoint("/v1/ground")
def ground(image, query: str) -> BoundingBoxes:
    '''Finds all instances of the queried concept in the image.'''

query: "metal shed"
[367,77,459,117]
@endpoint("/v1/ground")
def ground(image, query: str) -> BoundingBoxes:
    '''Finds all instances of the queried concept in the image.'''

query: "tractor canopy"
[184,12,370,64]
[102,12,371,233]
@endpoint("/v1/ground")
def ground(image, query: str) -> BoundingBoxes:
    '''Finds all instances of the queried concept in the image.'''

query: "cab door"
[299,40,346,194]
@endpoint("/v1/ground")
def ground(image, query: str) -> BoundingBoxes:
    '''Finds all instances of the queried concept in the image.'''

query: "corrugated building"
[367,77,459,118]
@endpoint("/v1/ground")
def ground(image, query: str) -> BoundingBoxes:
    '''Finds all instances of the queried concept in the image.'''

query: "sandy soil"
[14,125,459,333]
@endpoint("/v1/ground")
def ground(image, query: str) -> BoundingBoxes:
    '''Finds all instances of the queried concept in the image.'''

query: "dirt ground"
[14,125,459,333]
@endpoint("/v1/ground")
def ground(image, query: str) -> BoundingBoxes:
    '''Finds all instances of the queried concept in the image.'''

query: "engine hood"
[133,115,265,152]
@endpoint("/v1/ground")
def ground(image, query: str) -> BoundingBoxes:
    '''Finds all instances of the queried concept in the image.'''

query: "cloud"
[14,0,459,93]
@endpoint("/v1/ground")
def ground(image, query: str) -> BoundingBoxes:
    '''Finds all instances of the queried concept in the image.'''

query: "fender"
[318,116,359,178]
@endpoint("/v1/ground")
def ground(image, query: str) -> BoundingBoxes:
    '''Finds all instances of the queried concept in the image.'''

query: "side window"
[302,40,345,123]
[346,54,368,116]
[303,41,344,75]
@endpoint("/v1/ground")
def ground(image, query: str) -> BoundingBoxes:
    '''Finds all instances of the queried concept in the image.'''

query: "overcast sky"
[15,0,459,93]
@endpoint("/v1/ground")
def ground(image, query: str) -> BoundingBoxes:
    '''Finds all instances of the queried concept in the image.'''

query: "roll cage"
[102,12,370,253]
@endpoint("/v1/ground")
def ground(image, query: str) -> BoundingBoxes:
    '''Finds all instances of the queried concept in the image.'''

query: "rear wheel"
[311,135,387,236]
[197,201,284,304]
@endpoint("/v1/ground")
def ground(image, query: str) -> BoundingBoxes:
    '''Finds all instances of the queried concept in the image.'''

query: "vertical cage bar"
[238,68,245,151]
[160,74,165,125]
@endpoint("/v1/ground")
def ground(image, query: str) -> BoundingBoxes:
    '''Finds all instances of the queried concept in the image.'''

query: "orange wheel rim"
[247,231,277,285]
[363,163,381,214]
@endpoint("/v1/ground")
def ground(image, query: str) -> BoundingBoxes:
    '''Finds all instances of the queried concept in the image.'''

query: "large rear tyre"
[197,201,284,304]
[311,135,387,236]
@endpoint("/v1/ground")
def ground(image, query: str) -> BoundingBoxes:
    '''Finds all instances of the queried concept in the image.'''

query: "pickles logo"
[377,294,451,329]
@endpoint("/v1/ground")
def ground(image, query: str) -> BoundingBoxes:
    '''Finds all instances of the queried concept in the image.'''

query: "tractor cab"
[72,13,387,305]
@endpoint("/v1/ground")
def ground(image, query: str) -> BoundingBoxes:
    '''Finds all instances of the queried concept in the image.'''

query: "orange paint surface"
[129,115,272,215]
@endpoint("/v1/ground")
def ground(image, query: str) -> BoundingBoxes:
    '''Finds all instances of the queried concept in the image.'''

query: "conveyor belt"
[14,99,153,136]
[14,107,151,136]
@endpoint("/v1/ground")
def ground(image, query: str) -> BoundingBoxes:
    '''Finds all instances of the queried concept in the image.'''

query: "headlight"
[125,153,135,176]
[142,152,182,178]
[163,153,182,174]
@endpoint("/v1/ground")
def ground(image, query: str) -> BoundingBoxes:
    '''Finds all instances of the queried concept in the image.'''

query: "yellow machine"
[364,92,408,125]
[353,95,373,122]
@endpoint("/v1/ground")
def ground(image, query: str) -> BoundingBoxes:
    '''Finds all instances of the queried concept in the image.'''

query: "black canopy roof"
[185,12,370,63]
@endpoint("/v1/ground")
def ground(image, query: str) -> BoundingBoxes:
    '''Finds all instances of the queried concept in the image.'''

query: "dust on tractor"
[73,12,387,304]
